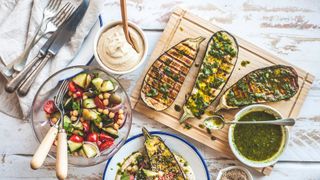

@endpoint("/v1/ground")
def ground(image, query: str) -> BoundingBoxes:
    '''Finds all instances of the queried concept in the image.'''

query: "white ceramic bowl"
[228,104,289,168]
[103,131,210,180]
[93,20,148,75]
[216,166,253,180]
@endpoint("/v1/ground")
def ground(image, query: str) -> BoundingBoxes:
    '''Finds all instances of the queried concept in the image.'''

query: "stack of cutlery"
[3,0,89,97]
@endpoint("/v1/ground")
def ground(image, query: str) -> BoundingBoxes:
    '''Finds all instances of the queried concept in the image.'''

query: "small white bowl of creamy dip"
[94,20,148,74]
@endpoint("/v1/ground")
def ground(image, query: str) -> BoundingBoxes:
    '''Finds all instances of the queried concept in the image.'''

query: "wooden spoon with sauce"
[120,0,140,53]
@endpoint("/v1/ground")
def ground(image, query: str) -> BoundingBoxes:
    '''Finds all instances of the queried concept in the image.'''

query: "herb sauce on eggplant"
[180,31,238,123]
[141,37,205,111]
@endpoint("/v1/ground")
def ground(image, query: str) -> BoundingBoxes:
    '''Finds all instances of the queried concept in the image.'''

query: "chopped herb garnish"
[72,101,80,111]
[198,124,205,129]
[174,104,182,112]
[146,88,158,97]
[241,60,250,67]
[184,123,192,130]
[206,128,212,134]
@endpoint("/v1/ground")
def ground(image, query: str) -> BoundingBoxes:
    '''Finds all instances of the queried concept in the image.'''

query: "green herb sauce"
[233,111,283,161]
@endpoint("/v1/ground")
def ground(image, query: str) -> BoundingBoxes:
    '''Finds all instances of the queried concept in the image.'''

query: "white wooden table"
[1,0,320,179]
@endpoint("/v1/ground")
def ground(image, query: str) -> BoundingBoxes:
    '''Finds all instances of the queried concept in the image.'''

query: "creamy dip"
[97,25,144,72]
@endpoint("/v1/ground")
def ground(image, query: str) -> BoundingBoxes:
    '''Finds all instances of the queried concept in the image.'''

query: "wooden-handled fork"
[53,80,69,180]
[30,125,59,170]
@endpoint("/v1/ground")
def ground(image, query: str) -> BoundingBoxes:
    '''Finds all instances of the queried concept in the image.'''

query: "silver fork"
[54,80,69,180]
[1,0,62,77]
[13,3,75,73]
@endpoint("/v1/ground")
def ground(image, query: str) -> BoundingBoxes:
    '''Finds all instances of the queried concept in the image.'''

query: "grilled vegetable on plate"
[111,128,203,180]
[216,65,299,111]
[141,37,205,111]
[180,31,239,123]
[142,128,186,180]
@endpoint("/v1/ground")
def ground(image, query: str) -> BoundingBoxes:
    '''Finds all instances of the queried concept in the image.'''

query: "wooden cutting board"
[130,8,315,175]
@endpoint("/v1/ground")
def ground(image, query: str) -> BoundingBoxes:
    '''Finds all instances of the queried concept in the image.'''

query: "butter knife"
[5,0,89,97]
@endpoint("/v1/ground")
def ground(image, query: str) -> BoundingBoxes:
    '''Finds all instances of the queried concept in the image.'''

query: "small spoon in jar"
[203,115,296,130]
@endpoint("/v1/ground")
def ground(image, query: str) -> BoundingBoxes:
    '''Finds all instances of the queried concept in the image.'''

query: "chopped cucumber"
[101,80,114,92]
[63,115,73,133]
[93,116,102,128]
[72,73,87,88]
[68,140,83,152]
[83,143,98,158]
[102,127,119,138]
[85,74,92,88]
[79,148,86,157]
[83,109,98,121]
[142,169,158,177]
[92,77,104,91]
[72,121,83,130]
[83,98,96,108]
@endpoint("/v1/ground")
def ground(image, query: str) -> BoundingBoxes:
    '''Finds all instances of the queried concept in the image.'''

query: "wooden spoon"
[120,0,140,53]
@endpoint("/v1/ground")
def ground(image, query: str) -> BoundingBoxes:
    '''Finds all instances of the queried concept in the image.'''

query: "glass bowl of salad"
[31,65,132,166]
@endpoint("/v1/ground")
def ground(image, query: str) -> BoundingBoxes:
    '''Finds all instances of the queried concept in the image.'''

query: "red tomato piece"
[69,135,84,143]
[68,82,77,93]
[75,90,83,98]
[87,133,98,142]
[99,140,114,151]
[97,140,102,147]
[99,133,114,143]
[94,96,105,109]
[82,121,90,133]
[43,100,56,114]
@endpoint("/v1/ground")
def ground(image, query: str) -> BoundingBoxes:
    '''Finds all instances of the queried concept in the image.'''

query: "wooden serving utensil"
[120,0,140,53]
[30,125,59,170]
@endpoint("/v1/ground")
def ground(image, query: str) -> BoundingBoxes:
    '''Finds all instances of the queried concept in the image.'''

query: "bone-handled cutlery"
[30,80,68,170]
[30,123,59,170]
[54,80,69,180]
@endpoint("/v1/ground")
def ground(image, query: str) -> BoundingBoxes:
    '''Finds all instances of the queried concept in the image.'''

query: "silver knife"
[5,0,89,96]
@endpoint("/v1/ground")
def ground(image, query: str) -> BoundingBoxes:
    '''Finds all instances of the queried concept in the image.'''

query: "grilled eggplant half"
[216,65,299,111]
[141,37,205,111]
[180,31,238,123]
[142,128,186,180]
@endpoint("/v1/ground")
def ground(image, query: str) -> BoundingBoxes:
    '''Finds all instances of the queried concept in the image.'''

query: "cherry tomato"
[94,96,105,109]
[75,90,83,98]
[97,140,102,147]
[43,100,56,114]
[68,82,77,93]
[87,133,98,142]
[82,121,90,133]
[99,140,114,151]
[69,135,84,143]
[99,133,114,143]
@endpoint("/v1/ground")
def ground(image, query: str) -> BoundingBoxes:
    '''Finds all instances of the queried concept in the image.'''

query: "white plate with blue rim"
[103,131,210,180]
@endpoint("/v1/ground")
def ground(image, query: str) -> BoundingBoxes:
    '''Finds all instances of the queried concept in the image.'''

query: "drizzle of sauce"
[174,104,182,112]
[240,60,250,67]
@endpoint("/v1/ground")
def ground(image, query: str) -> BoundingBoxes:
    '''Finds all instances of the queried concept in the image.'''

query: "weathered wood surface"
[0,0,320,179]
